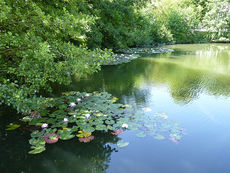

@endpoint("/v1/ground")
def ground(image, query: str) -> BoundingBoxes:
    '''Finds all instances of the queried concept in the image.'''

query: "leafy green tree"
[202,0,230,39]
[0,0,112,113]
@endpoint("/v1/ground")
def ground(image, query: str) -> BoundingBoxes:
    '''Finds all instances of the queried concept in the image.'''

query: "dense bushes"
[0,0,112,113]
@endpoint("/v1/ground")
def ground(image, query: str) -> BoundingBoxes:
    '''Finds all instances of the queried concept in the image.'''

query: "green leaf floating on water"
[136,131,147,138]
[60,133,75,140]
[170,134,182,140]
[29,137,45,146]
[82,126,95,133]
[128,123,140,131]
[96,124,107,130]
[6,124,20,130]
[105,119,115,125]
[31,130,44,138]
[117,140,129,148]
[58,130,75,140]
[29,145,46,154]
[29,118,47,125]
[154,134,165,140]
[107,125,115,130]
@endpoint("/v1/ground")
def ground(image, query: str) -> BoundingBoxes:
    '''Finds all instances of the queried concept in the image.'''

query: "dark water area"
[1,44,230,173]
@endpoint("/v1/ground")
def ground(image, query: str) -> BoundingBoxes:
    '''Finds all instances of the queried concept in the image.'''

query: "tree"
[0,0,112,113]
[202,0,230,39]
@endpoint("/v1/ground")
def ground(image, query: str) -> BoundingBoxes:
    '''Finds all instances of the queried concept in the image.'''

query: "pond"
[1,43,230,173]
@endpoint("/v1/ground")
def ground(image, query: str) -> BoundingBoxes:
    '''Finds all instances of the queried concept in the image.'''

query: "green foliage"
[165,9,194,43]
[202,0,230,40]
[146,0,202,43]
[86,0,155,48]
[0,0,113,113]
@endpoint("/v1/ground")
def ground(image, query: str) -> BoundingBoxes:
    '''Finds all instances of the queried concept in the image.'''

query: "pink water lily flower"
[111,129,123,135]
[43,133,59,144]
[78,135,95,143]
[169,137,179,144]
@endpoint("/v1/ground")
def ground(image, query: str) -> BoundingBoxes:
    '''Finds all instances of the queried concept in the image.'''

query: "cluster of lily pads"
[116,47,174,54]
[19,91,132,154]
[7,91,184,154]
[102,47,174,66]
[103,54,140,65]
[113,108,184,146]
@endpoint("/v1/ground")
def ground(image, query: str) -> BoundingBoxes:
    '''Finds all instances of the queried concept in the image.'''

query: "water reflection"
[0,107,119,173]
[60,44,230,105]
[2,44,230,173]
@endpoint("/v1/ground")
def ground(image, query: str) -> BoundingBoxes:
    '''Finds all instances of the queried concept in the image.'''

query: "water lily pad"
[154,134,165,140]
[136,131,147,138]
[58,130,75,140]
[82,126,95,133]
[96,125,107,131]
[28,118,47,125]
[117,140,129,148]
[28,145,46,154]
[29,137,45,146]
[107,125,115,130]
[6,124,20,130]
[21,116,31,122]
[31,130,44,138]
[105,119,115,125]
[76,131,92,138]
[170,134,182,140]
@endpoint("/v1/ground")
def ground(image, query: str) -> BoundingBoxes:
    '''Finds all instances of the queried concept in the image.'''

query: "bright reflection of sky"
[108,44,230,173]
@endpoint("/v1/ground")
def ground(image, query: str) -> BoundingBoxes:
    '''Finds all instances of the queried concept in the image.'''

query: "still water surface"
[1,44,230,173]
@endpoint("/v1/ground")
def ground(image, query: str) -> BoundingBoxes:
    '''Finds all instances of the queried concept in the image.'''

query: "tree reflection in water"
[60,44,230,105]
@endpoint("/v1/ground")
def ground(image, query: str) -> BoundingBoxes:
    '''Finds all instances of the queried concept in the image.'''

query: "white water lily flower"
[162,115,168,119]
[73,115,76,118]
[85,93,90,97]
[85,114,91,119]
[122,123,128,129]
[142,107,152,112]
[63,118,68,123]
[69,102,76,107]
[77,98,82,102]
[41,123,48,128]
